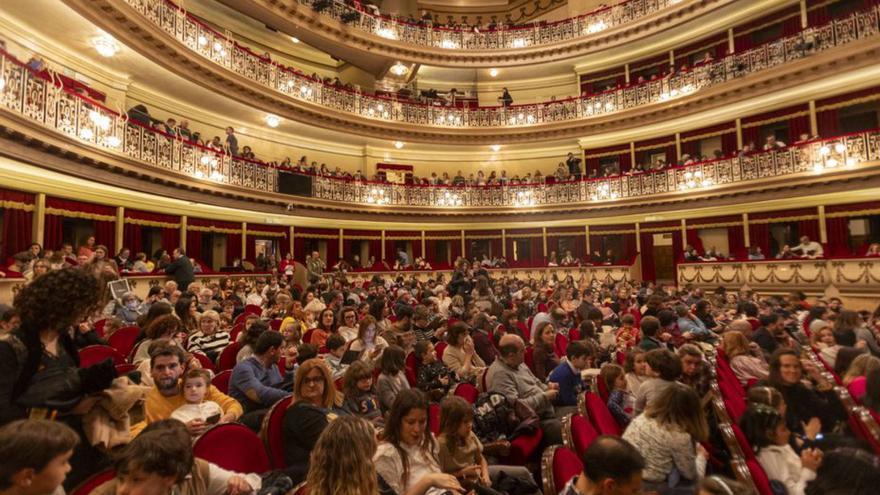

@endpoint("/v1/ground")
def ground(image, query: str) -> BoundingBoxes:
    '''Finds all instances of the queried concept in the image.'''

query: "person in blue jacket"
[548,340,595,416]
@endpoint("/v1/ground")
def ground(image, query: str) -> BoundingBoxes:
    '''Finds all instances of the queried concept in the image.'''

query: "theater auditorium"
[1,0,880,493]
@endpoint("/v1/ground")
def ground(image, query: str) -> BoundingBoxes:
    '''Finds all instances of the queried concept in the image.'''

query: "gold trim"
[590,229,637,235]
[343,235,382,240]
[585,149,627,159]
[424,235,462,240]
[0,200,35,212]
[246,230,287,238]
[680,128,737,143]
[385,235,421,240]
[686,221,743,229]
[187,225,242,234]
[826,208,880,218]
[749,214,818,224]
[124,218,180,229]
[736,10,801,38]
[45,207,115,222]
[816,93,880,113]
[742,110,811,129]
[465,235,503,240]
[296,234,338,239]
[640,226,680,233]
[505,233,543,239]
[634,140,677,152]
[546,231,583,237]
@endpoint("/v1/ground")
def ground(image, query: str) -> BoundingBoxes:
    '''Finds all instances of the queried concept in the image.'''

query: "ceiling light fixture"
[394,141,404,149]
[490,144,501,152]
[376,27,397,40]
[389,62,408,76]
[91,34,120,57]
[291,36,300,43]
[265,114,281,128]
[488,68,499,77]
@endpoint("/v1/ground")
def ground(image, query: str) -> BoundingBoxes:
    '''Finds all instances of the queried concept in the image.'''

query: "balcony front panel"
[64,0,880,143]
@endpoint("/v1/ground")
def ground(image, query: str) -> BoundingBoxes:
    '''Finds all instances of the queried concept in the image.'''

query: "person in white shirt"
[791,235,824,258]
[170,369,223,427]
[764,135,787,150]
[740,404,821,495]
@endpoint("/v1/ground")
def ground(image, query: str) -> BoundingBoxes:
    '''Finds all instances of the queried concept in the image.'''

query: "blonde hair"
[645,383,709,442]
[720,331,750,359]
[843,354,880,385]
[306,416,379,495]
[198,310,220,325]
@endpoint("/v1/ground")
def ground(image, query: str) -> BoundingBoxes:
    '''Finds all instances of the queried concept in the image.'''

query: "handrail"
[290,0,680,50]
[1,48,879,209]
[124,0,880,128]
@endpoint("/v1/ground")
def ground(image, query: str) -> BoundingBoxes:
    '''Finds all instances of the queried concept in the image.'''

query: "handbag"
[16,366,83,411]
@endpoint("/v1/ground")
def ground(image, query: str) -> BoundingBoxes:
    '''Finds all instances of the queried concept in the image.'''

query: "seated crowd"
[2,250,880,495]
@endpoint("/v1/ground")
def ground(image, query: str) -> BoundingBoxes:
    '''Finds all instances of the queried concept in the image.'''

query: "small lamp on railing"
[0,77,5,91]
[197,35,208,47]
[587,21,607,33]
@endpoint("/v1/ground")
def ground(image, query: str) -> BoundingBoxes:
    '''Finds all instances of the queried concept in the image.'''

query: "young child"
[170,369,223,429]
[600,363,632,427]
[341,360,383,426]
[615,314,640,351]
[376,345,410,413]
[633,348,681,415]
[415,340,453,400]
[437,397,535,492]
[548,340,594,414]
[0,419,79,495]
[740,404,822,495]
[324,333,348,380]
[623,348,649,399]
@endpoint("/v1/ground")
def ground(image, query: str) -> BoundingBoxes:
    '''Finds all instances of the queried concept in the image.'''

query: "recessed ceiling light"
[489,68,499,77]
[394,141,404,149]
[265,114,281,128]
[490,144,501,152]
[389,62,409,76]
[91,33,119,57]
[291,36,300,43]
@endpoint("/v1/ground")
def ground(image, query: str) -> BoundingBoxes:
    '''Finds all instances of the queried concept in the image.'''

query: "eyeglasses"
[302,376,325,385]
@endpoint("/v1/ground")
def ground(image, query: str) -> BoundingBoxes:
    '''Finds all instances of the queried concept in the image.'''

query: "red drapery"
[727,225,746,259]
[186,230,202,261]
[826,217,851,256]
[749,223,771,254]
[122,224,143,256]
[585,145,629,176]
[44,215,63,251]
[531,237,544,266]
[227,233,242,265]
[579,68,626,94]
[45,198,116,252]
[816,109,839,137]
[635,136,677,166]
[640,232,655,281]
[2,208,33,260]
[124,210,181,254]
[733,5,800,51]
[798,219,820,242]
[686,230,705,254]
[94,221,115,253]
[246,225,290,260]
[788,115,811,141]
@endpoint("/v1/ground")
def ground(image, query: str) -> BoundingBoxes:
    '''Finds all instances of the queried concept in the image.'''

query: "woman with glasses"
[282,358,339,485]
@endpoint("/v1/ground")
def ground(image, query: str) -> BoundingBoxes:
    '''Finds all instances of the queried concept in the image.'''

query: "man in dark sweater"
[164,248,194,291]
[752,313,789,357]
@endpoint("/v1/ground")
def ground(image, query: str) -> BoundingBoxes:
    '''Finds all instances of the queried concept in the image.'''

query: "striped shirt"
[187,331,231,361]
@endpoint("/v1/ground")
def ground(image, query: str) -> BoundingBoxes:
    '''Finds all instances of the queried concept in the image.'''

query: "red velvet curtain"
[546,236,560,258]
[369,239,382,263]
[798,219,820,243]
[621,233,637,263]
[573,235,586,260]
[2,208,33,259]
[227,233,242,265]
[162,228,180,253]
[741,126,760,149]
[826,217,851,256]
[728,225,746,259]
[293,236,306,262]
[789,115,811,141]
[816,109,839,137]
[749,223,771,255]
[619,151,632,173]
[640,232,655,281]
[326,238,340,266]
[531,237,543,266]
[490,238,503,259]
[44,215,64,251]
[186,230,202,261]
[449,237,462,262]
[722,132,739,155]
[672,231,683,264]
[123,223,143,255]
[94,220,115,253]
[384,239,397,263]
[686,230,705,254]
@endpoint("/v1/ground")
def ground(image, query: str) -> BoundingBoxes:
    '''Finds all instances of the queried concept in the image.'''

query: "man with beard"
[130,342,241,437]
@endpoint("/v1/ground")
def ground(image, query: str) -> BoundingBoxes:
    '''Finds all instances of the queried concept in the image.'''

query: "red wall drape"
[640,232,655,281]
[226,233,242,265]
[2,208,33,259]
[490,238,503,259]
[749,223,771,255]
[162,228,180,253]
[788,115,811,141]
[186,230,202,261]
[816,109,839,137]
[44,215,64,251]
[123,223,143,255]
[94,220,115,253]
[727,225,746,259]
[530,237,543,266]
[798,219,820,243]
[826,217,851,256]
[686,230,705,254]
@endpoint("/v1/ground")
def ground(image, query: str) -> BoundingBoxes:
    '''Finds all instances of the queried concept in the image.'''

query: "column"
[818,206,827,244]
[289,226,295,258]
[743,213,750,247]
[338,228,344,258]
[32,193,46,245]
[502,229,507,257]
[675,133,682,162]
[680,219,687,247]
[800,0,808,28]
[809,100,818,137]
[584,225,590,255]
[735,118,743,149]
[421,231,426,258]
[728,28,735,54]
[668,50,675,69]
[624,63,630,84]
[542,227,547,257]
[381,230,386,260]
[242,222,248,259]
[115,207,124,252]
[630,142,636,167]
[635,223,641,252]
[180,216,188,251]
[460,230,465,258]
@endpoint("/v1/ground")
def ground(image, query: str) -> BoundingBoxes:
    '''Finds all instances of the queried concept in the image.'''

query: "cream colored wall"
[696,228,730,256]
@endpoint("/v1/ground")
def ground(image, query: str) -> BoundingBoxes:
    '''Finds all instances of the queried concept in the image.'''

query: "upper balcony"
[215,0,740,69]
[2,43,879,222]
[59,0,880,143]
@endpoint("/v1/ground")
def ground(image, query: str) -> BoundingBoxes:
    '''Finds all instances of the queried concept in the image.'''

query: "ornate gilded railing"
[123,0,879,128]
[312,129,880,207]
[295,0,680,50]
[0,51,278,192]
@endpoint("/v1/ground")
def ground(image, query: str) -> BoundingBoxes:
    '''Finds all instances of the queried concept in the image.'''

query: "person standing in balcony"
[566,152,582,179]
[500,88,513,107]
[792,236,824,259]
[225,126,239,157]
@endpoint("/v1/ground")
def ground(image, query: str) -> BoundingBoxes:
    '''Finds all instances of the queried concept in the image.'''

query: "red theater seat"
[541,446,583,495]
[107,326,140,357]
[584,392,621,436]
[564,414,598,457]
[503,428,543,465]
[69,469,115,495]
[211,370,232,394]
[260,395,293,469]
[79,345,126,367]
[216,342,241,372]
[193,423,270,473]
[190,352,216,371]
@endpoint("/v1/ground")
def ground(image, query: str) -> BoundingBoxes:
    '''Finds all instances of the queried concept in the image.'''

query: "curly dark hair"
[13,267,101,333]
